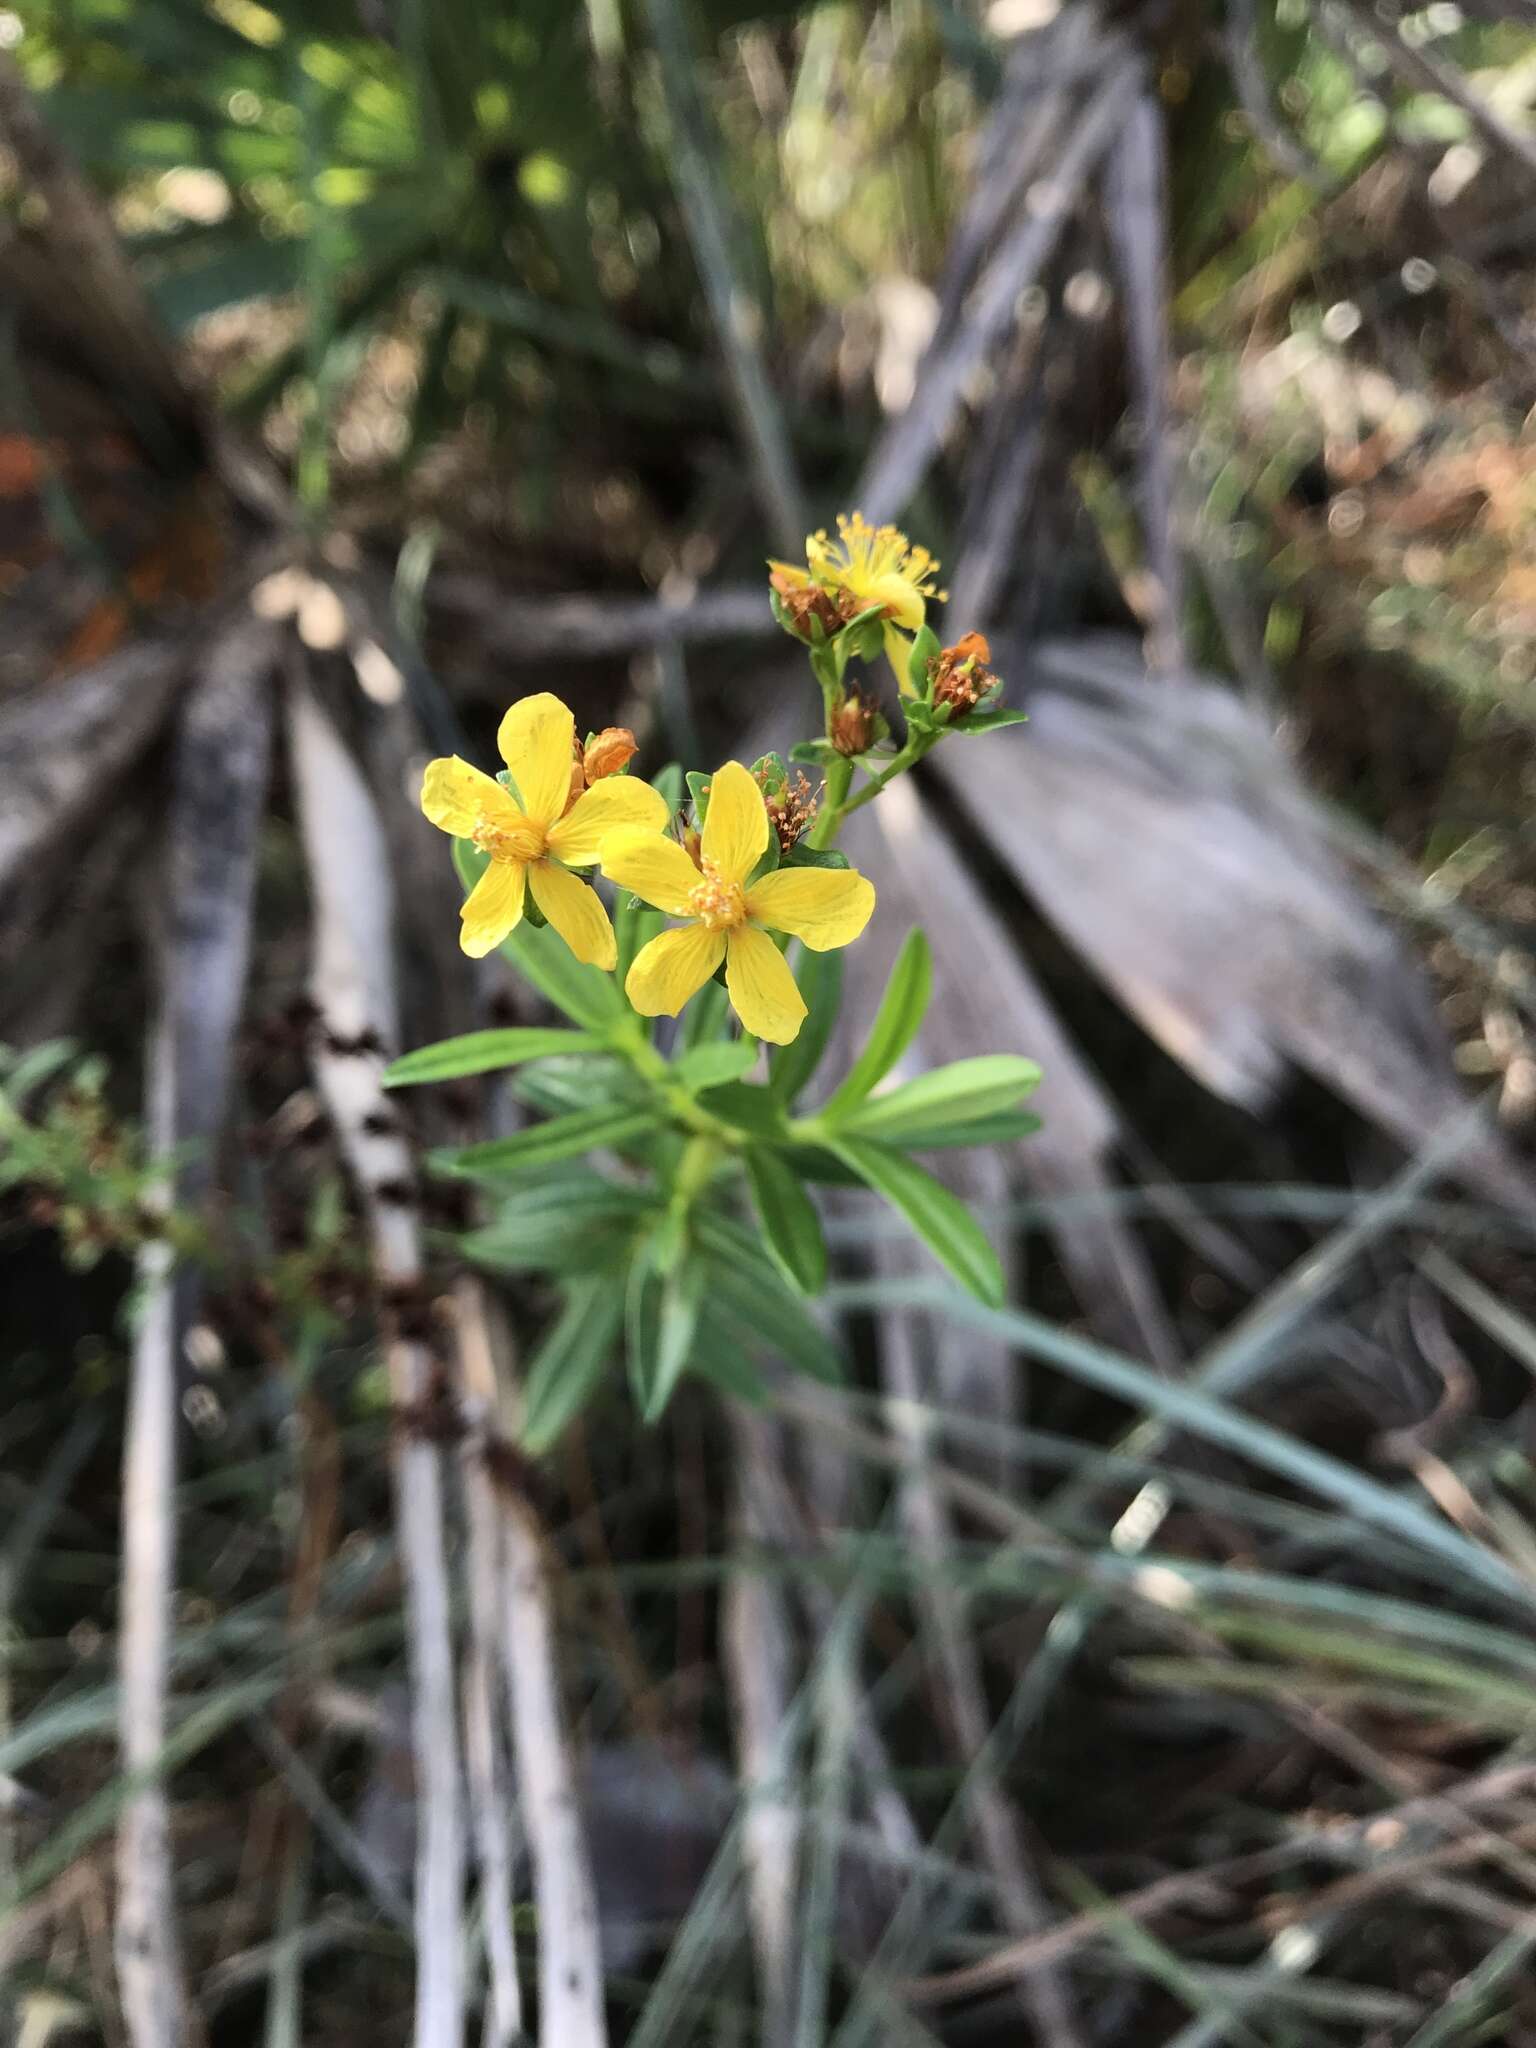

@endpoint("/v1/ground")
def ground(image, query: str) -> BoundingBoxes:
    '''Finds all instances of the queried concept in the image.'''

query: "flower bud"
[828,687,879,757]
[583,726,639,783]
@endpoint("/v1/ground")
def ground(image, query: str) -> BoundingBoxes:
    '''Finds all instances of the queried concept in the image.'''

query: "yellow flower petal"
[600,829,703,915]
[547,775,671,867]
[725,926,807,1044]
[864,572,926,631]
[767,558,814,589]
[496,692,575,829]
[745,867,875,952]
[459,858,526,958]
[700,760,768,887]
[528,859,616,971]
[626,924,726,1017]
[422,755,520,838]
[883,620,916,694]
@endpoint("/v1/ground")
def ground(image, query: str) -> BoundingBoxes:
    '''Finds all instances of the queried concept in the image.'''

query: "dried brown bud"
[563,750,586,815]
[756,766,820,853]
[829,687,879,757]
[682,824,704,870]
[928,631,999,721]
[582,726,639,783]
[770,567,859,641]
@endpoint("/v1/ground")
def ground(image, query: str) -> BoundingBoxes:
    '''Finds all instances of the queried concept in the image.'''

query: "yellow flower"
[421,692,669,964]
[770,512,946,688]
[601,761,875,1044]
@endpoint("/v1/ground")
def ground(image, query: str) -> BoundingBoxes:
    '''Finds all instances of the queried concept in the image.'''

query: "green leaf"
[679,978,731,1050]
[615,897,665,984]
[693,1080,787,1139]
[452,839,622,1028]
[825,1136,1004,1306]
[841,1055,1042,1142]
[648,1250,708,1421]
[652,762,685,817]
[459,1172,655,1274]
[948,707,1029,736]
[521,1279,626,1453]
[789,739,841,767]
[779,843,850,871]
[691,1307,770,1402]
[778,1143,863,1186]
[512,1055,647,1121]
[694,1213,843,1383]
[500,920,625,1029]
[820,930,931,1122]
[432,1103,657,1177]
[883,1110,1042,1151]
[384,1027,599,1086]
[744,1147,828,1295]
[3,1040,79,1100]
[769,946,843,1104]
[674,1040,758,1091]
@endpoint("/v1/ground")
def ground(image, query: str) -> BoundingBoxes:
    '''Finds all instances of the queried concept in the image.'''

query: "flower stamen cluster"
[757,765,819,852]
[686,862,748,932]
[928,631,999,721]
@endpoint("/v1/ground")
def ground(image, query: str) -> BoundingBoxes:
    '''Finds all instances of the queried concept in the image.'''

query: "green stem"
[836,733,935,821]
[809,755,853,849]
[613,1022,738,1140]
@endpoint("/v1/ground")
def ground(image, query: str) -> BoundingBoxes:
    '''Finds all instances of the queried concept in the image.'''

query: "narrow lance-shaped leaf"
[694,1212,844,1383]
[841,1055,1041,1142]
[744,1145,828,1295]
[646,1248,708,1422]
[521,1279,627,1454]
[826,1135,1004,1307]
[820,930,931,1122]
[769,944,842,1103]
[433,1102,658,1178]
[385,1027,601,1086]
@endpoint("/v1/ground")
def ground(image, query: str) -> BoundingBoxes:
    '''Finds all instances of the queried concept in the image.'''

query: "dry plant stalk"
[724,1411,800,2048]
[117,622,274,2048]
[286,670,466,2046]
[452,1279,524,2048]
[455,1278,607,2048]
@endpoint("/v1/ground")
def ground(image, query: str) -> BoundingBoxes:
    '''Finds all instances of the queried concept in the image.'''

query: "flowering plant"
[388,519,1038,1445]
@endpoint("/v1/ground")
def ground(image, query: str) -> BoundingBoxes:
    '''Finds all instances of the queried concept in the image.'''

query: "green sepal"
[907,623,941,696]
[748,832,781,884]
[685,770,712,825]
